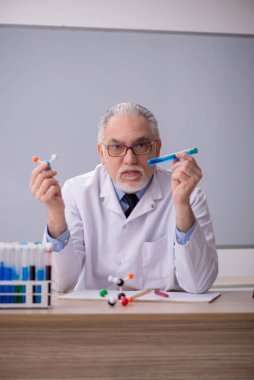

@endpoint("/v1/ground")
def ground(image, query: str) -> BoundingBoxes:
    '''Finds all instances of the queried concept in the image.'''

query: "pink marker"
[154,290,169,298]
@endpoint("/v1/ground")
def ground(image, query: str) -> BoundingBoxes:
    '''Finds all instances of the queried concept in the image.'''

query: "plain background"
[0,26,254,246]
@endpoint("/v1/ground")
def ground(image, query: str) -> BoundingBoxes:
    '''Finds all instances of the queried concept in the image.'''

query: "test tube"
[14,244,24,303]
[7,244,15,303]
[21,243,30,303]
[0,243,5,303]
[45,243,52,306]
[34,243,46,304]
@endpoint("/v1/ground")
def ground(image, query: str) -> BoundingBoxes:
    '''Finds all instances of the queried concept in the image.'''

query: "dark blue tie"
[123,193,139,218]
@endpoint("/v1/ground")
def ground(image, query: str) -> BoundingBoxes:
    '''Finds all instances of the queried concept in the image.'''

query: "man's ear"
[156,139,162,157]
[97,143,105,164]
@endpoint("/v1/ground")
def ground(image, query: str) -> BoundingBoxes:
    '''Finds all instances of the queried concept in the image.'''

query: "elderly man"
[30,103,218,293]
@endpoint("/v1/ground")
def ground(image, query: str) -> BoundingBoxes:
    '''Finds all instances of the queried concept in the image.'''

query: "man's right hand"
[29,162,67,238]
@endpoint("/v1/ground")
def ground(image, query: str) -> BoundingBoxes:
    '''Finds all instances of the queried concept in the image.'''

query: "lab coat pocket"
[142,235,174,280]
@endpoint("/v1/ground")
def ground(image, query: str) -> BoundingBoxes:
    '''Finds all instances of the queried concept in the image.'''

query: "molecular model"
[99,273,134,307]
[32,153,57,169]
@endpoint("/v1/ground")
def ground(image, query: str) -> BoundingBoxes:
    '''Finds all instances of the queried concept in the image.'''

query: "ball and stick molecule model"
[32,154,57,169]
[99,273,135,307]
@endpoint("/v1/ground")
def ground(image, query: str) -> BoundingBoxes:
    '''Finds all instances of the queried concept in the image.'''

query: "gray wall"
[0,26,254,246]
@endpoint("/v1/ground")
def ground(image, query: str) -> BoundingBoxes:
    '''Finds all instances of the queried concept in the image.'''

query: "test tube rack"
[0,280,51,308]
[0,242,52,309]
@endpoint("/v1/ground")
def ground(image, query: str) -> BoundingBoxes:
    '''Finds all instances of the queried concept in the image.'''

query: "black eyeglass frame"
[102,140,157,157]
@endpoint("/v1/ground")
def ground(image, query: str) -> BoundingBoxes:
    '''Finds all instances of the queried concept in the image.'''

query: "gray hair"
[98,102,160,143]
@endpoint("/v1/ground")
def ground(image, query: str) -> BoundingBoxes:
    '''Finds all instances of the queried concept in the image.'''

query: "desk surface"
[1,291,254,380]
[0,290,253,320]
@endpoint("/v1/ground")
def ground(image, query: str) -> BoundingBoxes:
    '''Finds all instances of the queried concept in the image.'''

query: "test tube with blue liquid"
[6,244,15,303]
[14,244,24,303]
[33,242,46,303]
[45,243,52,306]
[13,243,20,303]
[0,243,5,303]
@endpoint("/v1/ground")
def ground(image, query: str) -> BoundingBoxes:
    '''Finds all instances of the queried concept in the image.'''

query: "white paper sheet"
[59,290,221,303]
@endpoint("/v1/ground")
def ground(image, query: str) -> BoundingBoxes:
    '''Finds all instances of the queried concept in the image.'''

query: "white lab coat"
[51,164,218,293]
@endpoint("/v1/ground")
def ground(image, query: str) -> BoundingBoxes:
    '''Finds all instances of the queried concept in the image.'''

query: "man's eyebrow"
[107,136,152,145]
[133,136,152,143]
[107,139,123,144]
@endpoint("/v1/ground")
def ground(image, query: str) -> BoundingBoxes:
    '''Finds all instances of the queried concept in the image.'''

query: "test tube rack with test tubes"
[0,242,52,308]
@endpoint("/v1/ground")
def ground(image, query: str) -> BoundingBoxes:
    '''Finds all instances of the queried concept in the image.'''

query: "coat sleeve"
[49,179,86,293]
[174,187,218,293]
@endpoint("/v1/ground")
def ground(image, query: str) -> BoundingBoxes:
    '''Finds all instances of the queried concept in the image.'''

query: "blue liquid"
[36,268,45,303]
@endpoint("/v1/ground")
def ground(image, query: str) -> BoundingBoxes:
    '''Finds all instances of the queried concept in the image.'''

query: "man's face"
[97,114,161,193]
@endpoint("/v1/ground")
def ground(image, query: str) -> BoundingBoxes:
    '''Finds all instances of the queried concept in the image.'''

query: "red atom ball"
[121,297,129,306]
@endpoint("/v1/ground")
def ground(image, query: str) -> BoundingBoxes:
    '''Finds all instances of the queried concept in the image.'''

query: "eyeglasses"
[102,141,156,157]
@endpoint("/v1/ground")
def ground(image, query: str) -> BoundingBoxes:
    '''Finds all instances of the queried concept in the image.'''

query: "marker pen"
[147,147,198,166]
[154,290,169,298]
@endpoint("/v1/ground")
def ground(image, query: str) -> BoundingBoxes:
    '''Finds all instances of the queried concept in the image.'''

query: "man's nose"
[123,147,138,164]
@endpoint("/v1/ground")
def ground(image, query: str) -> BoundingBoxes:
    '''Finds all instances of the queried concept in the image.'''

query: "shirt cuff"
[46,227,70,252]
[176,222,196,245]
